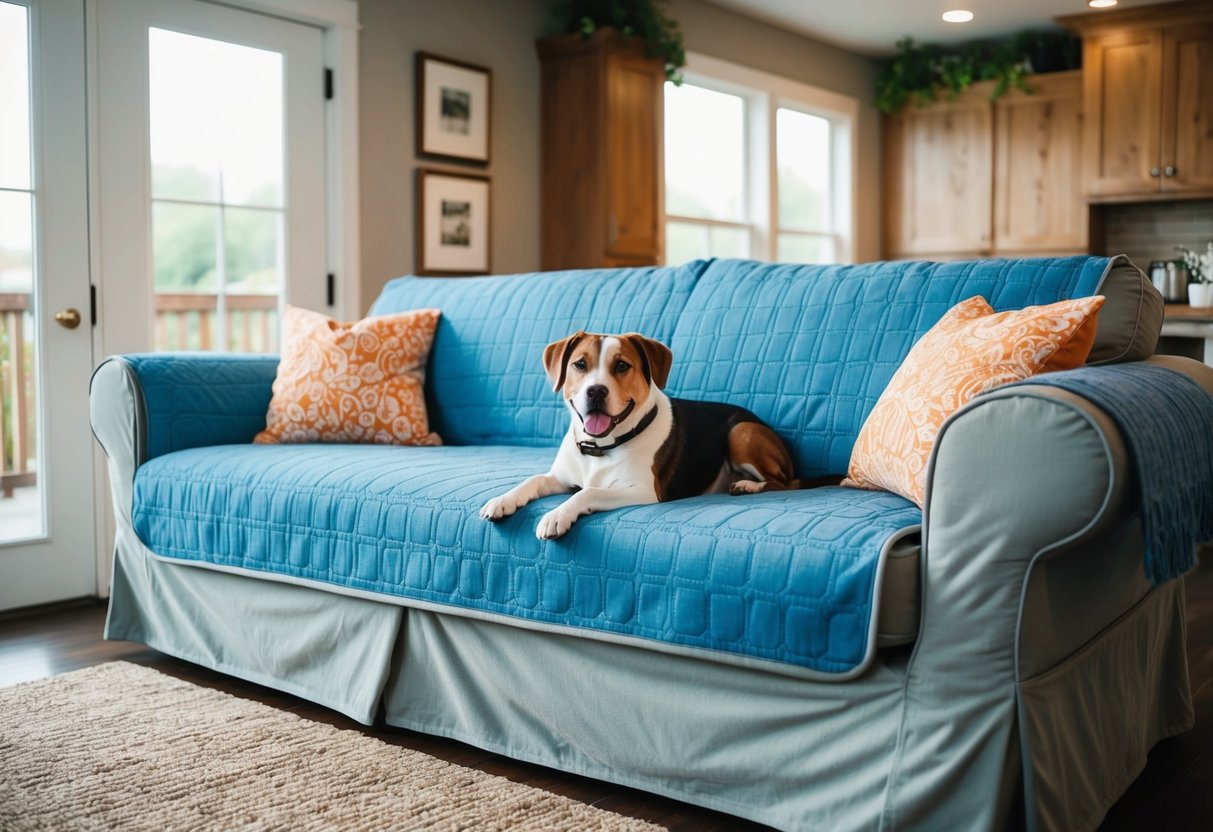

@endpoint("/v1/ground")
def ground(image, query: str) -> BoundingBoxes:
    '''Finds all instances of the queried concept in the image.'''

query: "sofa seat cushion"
[131,445,922,678]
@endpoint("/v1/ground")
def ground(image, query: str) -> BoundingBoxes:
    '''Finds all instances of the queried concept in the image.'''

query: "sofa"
[90,255,1210,831]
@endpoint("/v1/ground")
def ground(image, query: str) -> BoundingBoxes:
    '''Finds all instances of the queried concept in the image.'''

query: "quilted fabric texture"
[842,295,1105,506]
[119,257,1116,675]
[666,257,1109,478]
[131,444,922,675]
[370,262,708,447]
[255,306,442,446]
[117,354,280,461]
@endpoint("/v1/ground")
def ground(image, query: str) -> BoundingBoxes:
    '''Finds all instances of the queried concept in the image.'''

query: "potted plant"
[875,31,1080,114]
[547,0,686,82]
[1176,243,1213,307]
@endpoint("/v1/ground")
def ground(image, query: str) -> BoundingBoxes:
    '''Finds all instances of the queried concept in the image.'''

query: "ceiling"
[704,0,1162,57]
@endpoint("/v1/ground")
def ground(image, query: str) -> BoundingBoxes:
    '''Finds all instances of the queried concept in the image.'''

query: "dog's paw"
[536,508,576,540]
[729,480,767,495]
[480,494,520,521]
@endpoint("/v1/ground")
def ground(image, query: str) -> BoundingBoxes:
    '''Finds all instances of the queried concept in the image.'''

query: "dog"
[479,331,802,540]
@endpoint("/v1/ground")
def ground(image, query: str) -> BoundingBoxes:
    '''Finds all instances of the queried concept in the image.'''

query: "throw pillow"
[842,294,1105,507]
[254,305,443,446]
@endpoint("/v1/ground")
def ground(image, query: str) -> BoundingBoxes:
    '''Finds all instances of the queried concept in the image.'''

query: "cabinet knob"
[1149,167,1161,177]
[1164,165,1177,177]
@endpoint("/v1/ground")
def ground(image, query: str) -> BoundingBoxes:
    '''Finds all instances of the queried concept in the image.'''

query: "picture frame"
[416,52,491,164]
[416,168,491,276]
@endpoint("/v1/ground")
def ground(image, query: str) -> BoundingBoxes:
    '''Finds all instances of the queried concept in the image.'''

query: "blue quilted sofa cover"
[130,257,1110,677]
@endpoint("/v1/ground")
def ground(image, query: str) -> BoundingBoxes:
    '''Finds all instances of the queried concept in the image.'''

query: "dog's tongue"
[584,412,613,436]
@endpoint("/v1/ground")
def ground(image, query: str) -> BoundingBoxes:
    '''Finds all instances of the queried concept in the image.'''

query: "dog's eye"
[572,359,587,372]
[614,360,630,374]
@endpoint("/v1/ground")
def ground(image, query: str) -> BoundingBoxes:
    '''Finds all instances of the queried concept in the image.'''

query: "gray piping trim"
[147,521,920,685]
[89,356,149,474]
[891,386,1124,832]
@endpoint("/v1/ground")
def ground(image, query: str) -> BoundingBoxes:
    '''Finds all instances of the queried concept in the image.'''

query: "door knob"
[1164,165,1177,177]
[1149,167,1161,177]
[54,308,81,329]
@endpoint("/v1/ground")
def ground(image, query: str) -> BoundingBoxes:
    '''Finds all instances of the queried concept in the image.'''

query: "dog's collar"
[577,404,659,457]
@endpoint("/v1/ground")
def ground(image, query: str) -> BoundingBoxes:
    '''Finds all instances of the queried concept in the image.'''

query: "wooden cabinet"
[537,31,664,270]
[993,72,1087,253]
[884,85,993,258]
[1061,1,1213,200]
[883,71,1086,259]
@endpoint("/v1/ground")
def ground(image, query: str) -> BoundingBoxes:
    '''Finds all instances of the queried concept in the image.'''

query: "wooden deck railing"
[0,293,34,499]
[154,293,279,353]
[0,292,278,500]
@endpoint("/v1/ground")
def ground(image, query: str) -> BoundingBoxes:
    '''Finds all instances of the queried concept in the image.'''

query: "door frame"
[86,0,360,597]
[0,0,97,611]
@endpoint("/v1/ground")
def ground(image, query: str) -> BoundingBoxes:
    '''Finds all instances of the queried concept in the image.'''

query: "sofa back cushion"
[370,262,706,447]
[368,255,1136,465]
[666,256,1109,477]
[1087,254,1164,365]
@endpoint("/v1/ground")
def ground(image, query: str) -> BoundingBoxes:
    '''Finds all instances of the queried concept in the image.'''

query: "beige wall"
[358,0,883,309]
[358,0,547,310]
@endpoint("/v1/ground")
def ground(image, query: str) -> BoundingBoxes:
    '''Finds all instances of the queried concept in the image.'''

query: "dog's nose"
[586,385,608,403]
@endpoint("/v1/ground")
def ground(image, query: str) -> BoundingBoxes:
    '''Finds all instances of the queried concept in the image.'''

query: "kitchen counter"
[1161,304,1213,366]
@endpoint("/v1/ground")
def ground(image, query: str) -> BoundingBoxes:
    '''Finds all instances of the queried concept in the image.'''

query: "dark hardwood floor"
[2,553,1211,831]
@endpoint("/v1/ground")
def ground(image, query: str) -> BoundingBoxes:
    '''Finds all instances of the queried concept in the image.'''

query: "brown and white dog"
[480,331,800,539]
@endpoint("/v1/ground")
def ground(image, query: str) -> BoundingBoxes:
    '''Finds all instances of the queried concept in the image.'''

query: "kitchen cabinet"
[536,31,664,270]
[884,84,993,258]
[883,71,1086,259]
[993,72,1087,253]
[1060,1,1213,200]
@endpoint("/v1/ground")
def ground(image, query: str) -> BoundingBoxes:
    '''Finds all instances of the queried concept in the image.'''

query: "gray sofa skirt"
[105,528,1191,832]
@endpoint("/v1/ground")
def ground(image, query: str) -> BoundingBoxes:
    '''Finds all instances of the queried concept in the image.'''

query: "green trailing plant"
[548,0,686,83]
[875,31,1080,114]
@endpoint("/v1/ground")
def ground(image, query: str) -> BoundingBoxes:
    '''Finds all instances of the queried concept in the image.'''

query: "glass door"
[95,0,326,360]
[0,0,96,608]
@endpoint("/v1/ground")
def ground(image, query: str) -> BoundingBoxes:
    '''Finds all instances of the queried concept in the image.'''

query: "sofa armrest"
[90,354,278,517]
[920,355,1213,655]
[883,356,1210,829]
[925,354,1212,582]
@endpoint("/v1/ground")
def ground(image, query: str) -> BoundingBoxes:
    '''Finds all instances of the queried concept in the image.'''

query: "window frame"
[664,51,858,265]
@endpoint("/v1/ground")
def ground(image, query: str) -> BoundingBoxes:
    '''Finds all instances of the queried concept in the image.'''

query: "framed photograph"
[416,52,491,164]
[417,168,490,276]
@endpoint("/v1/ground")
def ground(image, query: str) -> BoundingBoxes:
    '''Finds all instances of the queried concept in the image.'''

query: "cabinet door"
[887,91,993,257]
[605,53,662,262]
[1082,29,1163,196]
[994,72,1087,253]
[540,54,604,270]
[1162,24,1213,193]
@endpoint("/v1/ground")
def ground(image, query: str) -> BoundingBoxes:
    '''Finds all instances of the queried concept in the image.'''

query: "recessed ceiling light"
[1088,0,1118,7]
[942,10,975,23]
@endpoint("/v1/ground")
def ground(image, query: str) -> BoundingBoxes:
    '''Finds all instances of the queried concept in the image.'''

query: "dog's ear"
[624,334,673,389]
[543,331,586,392]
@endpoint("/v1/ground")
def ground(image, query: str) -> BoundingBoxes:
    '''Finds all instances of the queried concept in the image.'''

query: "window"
[665,83,750,261]
[0,0,43,542]
[149,28,285,352]
[664,54,857,266]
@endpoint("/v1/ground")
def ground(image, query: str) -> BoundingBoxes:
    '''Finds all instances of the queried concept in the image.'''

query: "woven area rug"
[0,662,664,831]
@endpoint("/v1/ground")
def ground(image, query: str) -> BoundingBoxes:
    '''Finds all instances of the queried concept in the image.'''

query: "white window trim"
[85,0,361,321]
[672,51,859,264]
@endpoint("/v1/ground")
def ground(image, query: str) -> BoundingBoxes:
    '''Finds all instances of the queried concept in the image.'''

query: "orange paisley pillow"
[842,294,1105,507]
[254,305,443,446]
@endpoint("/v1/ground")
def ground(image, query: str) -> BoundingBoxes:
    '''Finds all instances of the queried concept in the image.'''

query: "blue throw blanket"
[1003,363,1213,585]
